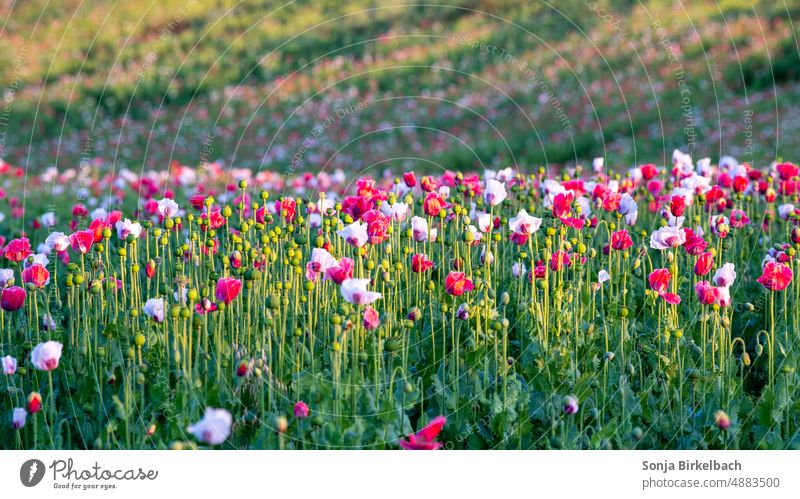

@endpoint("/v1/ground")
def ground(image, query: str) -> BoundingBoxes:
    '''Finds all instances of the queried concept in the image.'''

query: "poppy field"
[0,153,798,450]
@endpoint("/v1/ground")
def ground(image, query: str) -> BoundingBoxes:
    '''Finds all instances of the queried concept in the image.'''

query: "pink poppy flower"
[757,262,793,291]
[215,277,242,304]
[398,416,446,450]
[69,230,95,254]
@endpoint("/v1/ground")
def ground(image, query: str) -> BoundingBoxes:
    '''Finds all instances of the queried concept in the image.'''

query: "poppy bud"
[27,392,42,414]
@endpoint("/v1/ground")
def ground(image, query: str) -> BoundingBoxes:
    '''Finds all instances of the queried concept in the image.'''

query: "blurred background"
[1,0,799,173]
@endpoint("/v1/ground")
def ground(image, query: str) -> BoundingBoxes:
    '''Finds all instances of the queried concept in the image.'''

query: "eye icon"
[20,459,45,487]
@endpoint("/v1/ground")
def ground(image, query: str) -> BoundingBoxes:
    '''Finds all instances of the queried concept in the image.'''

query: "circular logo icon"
[20,459,45,487]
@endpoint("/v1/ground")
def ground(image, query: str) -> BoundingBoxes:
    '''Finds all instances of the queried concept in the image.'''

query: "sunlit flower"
[445,272,474,296]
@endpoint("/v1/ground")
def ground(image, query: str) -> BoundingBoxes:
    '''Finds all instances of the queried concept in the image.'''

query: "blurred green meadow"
[1,0,800,171]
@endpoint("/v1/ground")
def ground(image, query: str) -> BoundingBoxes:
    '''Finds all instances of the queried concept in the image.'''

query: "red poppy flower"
[445,272,474,296]
[670,195,686,217]
[411,253,434,273]
[22,264,50,288]
[423,192,446,217]
[89,218,111,242]
[552,191,574,219]
[640,163,658,180]
[694,252,714,276]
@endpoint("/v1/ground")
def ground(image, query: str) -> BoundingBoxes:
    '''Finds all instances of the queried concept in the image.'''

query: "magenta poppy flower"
[324,257,354,285]
[1,286,25,312]
[610,229,633,251]
[69,230,95,254]
[4,237,32,262]
[215,277,242,304]
[757,262,793,292]
[398,416,446,450]
[294,401,310,419]
[549,250,571,272]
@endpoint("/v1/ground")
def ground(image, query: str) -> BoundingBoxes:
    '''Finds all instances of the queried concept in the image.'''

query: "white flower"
[45,232,70,252]
[12,407,26,429]
[116,219,143,240]
[650,226,686,250]
[174,288,188,305]
[2,355,17,375]
[381,202,409,223]
[598,269,611,283]
[592,157,604,173]
[778,204,795,220]
[31,341,63,371]
[481,245,493,265]
[42,314,56,331]
[340,278,382,306]
[477,213,492,232]
[187,408,232,445]
[618,193,638,226]
[666,214,685,228]
[484,179,507,206]
[143,298,165,323]
[576,196,592,217]
[512,262,527,278]
[24,253,48,269]
[713,263,737,288]
[90,208,108,221]
[411,216,429,242]
[508,209,542,235]
[337,221,369,248]
[309,248,338,274]
[40,212,56,227]
[157,198,180,218]
[0,269,13,288]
